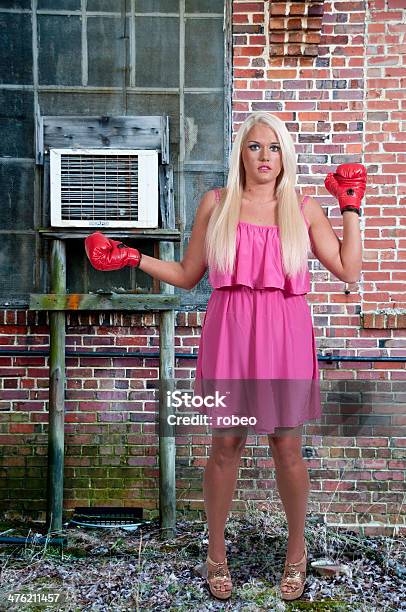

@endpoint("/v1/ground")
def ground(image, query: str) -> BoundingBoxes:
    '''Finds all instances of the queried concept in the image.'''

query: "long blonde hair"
[205,111,311,278]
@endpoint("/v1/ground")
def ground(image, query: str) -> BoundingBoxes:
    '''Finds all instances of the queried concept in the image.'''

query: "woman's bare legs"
[204,429,247,568]
[268,434,309,561]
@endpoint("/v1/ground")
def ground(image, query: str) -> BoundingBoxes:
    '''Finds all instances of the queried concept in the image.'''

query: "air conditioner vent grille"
[60,154,139,221]
[50,148,158,228]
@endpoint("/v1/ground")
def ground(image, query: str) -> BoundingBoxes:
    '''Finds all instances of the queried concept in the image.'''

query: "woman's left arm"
[338,211,362,282]
[304,199,362,284]
[304,163,366,284]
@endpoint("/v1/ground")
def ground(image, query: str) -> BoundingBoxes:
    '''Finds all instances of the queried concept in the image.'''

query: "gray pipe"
[0,349,404,362]
[0,536,66,546]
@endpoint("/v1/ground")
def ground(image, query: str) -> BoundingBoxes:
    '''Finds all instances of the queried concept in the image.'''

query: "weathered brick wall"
[228,0,406,534]
[0,307,405,534]
[0,1,405,534]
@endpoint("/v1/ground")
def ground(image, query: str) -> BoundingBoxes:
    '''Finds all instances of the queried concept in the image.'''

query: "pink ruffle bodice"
[208,191,311,295]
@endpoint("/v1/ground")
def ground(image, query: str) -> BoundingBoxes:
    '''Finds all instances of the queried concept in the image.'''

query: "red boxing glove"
[324,163,367,216]
[84,231,141,271]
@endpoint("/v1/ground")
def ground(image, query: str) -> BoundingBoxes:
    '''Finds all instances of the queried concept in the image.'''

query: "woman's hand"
[84,189,217,289]
[84,232,142,271]
[324,163,367,216]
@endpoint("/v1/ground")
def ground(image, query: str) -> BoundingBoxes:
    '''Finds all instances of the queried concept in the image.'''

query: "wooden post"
[158,241,176,538]
[46,240,66,532]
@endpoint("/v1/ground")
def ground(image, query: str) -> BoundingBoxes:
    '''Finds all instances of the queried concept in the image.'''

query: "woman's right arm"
[84,189,218,290]
[138,189,217,290]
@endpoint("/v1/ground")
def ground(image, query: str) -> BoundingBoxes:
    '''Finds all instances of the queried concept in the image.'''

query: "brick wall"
[0,306,405,534]
[230,0,406,533]
[0,0,405,534]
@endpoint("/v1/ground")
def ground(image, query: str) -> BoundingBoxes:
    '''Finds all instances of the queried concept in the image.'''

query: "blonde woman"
[85,111,366,601]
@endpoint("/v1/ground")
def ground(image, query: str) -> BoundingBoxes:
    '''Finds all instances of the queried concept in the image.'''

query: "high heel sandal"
[193,554,233,600]
[280,541,307,601]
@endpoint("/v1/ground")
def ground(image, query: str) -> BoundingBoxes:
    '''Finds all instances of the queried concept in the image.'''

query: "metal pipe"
[0,536,66,546]
[0,349,404,362]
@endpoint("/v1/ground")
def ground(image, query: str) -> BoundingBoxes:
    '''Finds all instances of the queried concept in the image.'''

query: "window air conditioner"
[49,148,159,228]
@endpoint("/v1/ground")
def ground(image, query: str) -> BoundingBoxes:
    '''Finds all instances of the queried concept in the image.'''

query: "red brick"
[0,326,27,334]
[9,424,35,434]
[233,2,265,13]
[387,0,406,7]
[235,45,264,56]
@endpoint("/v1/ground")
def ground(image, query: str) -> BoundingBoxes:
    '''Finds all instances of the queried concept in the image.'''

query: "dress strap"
[214,187,222,204]
[300,195,310,228]
[300,195,309,210]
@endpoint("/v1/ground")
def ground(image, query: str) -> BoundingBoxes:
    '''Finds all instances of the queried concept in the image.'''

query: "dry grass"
[0,503,404,611]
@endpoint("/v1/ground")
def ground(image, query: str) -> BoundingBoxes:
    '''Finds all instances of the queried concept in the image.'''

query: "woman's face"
[241,123,282,187]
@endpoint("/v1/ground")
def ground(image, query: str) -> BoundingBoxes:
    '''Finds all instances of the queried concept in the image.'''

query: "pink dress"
[193,188,322,436]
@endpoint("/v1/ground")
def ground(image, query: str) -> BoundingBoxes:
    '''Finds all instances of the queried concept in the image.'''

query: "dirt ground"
[0,504,404,611]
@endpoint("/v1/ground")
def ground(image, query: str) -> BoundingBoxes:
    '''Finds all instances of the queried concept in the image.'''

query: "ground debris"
[0,506,404,611]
